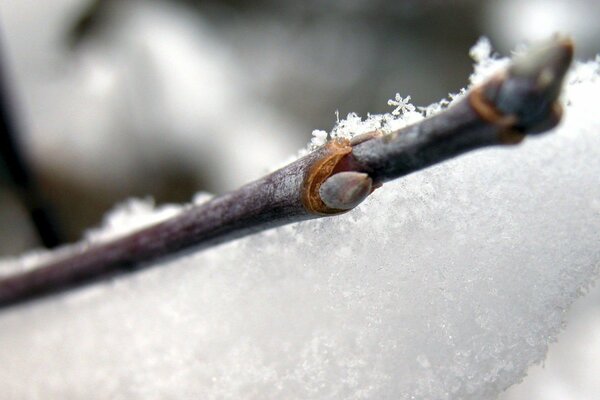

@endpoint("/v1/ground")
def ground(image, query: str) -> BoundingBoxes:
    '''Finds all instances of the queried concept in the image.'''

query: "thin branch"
[0,37,573,309]
[0,36,64,249]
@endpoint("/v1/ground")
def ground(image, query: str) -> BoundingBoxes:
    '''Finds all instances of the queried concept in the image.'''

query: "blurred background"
[0,0,599,398]
[2,0,600,251]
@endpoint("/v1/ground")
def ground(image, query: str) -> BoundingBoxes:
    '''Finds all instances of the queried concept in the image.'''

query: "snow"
[310,129,330,148]
[499,282,600,400]
[306,38,507,155]
[387,93,416,116]
[1,43,599,399]
[83,198,183,243]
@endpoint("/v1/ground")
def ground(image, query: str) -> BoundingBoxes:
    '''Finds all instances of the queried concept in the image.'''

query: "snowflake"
[388,93,416,116]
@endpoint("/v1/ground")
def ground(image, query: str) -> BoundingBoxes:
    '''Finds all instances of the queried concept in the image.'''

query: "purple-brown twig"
[0,37,574,309]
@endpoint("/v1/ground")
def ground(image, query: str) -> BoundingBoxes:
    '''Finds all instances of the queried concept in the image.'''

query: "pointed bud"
[319,172,372,211]
[490,36,574,131]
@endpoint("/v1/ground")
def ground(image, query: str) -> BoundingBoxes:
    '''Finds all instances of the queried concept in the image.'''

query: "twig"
[0,37,573,309]
[0,36,64,249]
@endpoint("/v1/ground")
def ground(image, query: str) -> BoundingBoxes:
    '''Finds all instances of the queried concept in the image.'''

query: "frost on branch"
[0,42,599,399]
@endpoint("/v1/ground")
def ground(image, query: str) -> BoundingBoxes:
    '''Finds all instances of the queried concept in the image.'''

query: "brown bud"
[319,171,373,210]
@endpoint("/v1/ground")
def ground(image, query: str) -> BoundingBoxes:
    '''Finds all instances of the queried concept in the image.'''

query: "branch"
[0,37,64,248]
[0,37,574,309]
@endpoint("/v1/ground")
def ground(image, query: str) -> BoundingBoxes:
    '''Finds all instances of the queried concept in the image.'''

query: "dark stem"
[0,36,64,249]
[0,37,573,310]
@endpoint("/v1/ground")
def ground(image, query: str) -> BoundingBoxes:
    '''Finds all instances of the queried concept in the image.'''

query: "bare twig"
[0,37,573,309]
[0,36,64,249]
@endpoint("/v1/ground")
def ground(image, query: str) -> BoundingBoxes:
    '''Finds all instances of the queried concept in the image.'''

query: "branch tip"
[484,36,574,133]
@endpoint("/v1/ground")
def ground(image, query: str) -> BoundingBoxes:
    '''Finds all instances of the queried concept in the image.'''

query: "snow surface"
[0,42,599,400]
[499,281,600,400]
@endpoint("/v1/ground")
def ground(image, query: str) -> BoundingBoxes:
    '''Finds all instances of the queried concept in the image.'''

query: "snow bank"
[0,42,599,400]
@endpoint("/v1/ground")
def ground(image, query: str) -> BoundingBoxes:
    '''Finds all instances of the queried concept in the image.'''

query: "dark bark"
[0,37,64,249]
[0,37,573,309]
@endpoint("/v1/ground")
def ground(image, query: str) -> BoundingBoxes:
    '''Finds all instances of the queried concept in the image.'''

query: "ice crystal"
[388,93,416,116]
[310,129,329,148]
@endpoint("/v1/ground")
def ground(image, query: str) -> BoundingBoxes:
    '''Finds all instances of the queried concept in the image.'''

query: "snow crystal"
[388,93,416,116]
[469,37,510,87]
[1,42,599,400]
[469,37,493,63]
[304,91,425,152]
[303,37,511,152]
[310,129,329,148]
